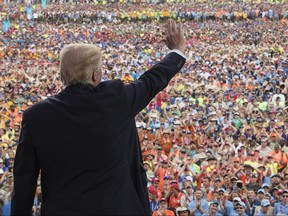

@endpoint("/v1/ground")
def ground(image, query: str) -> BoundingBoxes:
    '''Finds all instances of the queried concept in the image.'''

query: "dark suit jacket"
[11,52,185,215]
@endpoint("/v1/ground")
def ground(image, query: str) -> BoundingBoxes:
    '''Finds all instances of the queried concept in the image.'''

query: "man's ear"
[92,70,97,82]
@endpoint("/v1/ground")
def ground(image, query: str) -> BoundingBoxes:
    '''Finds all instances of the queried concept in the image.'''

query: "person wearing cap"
[161,130,174,156]
[266,155,279,175]
[144,161,155,185]
[168,183,185,210]
[221,174,233,192]
[183,184,194,207]
[151,178,161,199]
[236,146,247,164]
[256,139,271,160]
[0,158,7,173]
[246,173,260,193]
[185,156,200,176]
[212,188,236,216]
[192,145,207,165]
[232,157,241,170]
[168,144,180,161]
[205,156,217,174]
[201,177,213,198]
[274,190,288,215]
[148,185,160,213]
[201,200,222,216]
[254,199,274,216]
[154,158,173,192]
[246,189,261,216]
[147,127,157,142]
[235,201,248,216]
[261,184,270,193]
[188,188,209,216]
[176,206,190,216]
[267,144,287,170]
[212,179,223,195]
[152,198,174,216]
[181,173,194,190]
[256,189,265,202]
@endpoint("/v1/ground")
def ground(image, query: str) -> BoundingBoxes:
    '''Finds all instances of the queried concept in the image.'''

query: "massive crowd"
[0,0,288,215]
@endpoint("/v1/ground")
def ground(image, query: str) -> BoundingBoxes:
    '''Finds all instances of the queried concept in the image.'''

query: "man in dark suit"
[11,19,186,215]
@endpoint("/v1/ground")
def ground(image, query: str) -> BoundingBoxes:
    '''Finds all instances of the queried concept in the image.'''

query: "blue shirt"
[202,212,222,216]
[255,210,270,216]
[2,201,11,216]
[149,201,159,213]
[223,200,237,216]
[188,199,209,216]
[274,202,288,215]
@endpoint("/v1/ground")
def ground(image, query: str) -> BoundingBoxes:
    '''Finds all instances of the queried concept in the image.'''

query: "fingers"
[165,19,178,35]
[163,19,186,53]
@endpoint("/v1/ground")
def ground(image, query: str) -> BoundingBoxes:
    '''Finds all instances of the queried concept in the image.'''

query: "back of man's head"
[60,44,102,86]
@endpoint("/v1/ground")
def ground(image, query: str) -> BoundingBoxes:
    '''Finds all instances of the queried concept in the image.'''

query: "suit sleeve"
[11,112,40,216]
[124,52,186,116]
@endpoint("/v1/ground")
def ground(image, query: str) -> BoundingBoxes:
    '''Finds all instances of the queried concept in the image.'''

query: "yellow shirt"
[266,163,279,174]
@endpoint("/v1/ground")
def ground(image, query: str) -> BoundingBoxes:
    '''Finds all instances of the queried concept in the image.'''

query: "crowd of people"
[0,0,288,215]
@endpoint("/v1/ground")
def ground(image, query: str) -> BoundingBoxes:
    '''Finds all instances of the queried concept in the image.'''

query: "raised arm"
[124,20,187,116]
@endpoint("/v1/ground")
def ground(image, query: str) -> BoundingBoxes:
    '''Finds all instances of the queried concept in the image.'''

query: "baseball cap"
[264,192,271,197]
[163,176,170,180]
[218,188,226,193]
[257,189,265,194]
[160,198,167,203]
[233,197,241,202]
[210,200,220,206]
[176,207,190,214]
[152,177,160,183]
[171,183,180,190]
[185,176,193,182]
[215,178,221,182]
[270,173,280,178]
[261,199,270,207]
[251,173,258,178]
[148,186,157,196]
[261,183,270,188]
[236,201,246,208]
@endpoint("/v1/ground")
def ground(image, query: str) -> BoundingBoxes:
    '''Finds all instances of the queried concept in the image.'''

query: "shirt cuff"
[169,49,187,59]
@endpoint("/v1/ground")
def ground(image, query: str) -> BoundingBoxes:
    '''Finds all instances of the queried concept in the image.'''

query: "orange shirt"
[268,151,287,169]
[169,193,185,209]
[157,168,171,191]
[152,209,174,216]
[160,137,172,155]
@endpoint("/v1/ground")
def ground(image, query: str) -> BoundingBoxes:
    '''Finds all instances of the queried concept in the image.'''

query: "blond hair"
[60,44,102,86]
